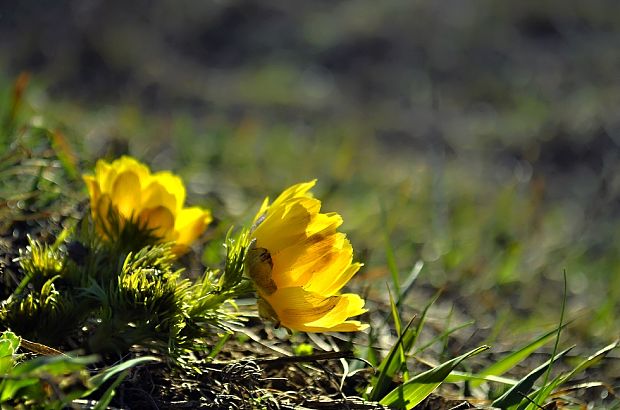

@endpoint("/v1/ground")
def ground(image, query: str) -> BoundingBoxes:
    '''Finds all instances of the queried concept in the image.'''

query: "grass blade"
[89,356,159,388]
[490,346,574,409]
[379,345,489,409]
[368,316,416,401]
[521,340,619,410]
[470,325,565,388]
[446,370,517,386]
[91,370,129,410]
[369,289,442,401]
[533,269,567,407]
[409,288,442,355]
[387,286,407,379]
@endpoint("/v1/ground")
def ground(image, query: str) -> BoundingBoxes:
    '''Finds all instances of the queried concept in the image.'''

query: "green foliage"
[0,276,84,345]
[473,327,563,389]
[177,229,253,357]
[0,331,21,374]
[0,354,95,407]
[15,236,68,292]
[367,285,475,404]
[491,346,574,409]
[0,326,157,409]
[185,229,252,322]
[1,227,251,358]
[379,345,489,409]
[85,244,187,354]
[520,341,619,410]
[0,350,157,409]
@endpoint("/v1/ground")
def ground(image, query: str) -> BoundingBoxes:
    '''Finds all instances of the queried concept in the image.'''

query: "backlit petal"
[138,206,175,241]
[269,180,316,210]
[141,181,178,213]
[152,171,186,211]
[111,171,141,218]
[174,207,212,247]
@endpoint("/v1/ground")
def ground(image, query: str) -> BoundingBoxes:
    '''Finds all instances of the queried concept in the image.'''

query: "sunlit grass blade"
[368,288,442,401]
[379,345,489,409]
[560,340,618,383]
[490,346,574,409]
[470,325,566,388]
[446,370,517,386]
[388,286,403,338]
[387,286,406,378]
[521,340,619,410]
[207,333,231,359]
[368,315,416,401]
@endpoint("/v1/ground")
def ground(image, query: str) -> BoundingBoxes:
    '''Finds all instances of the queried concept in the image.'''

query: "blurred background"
[1,0,619,347]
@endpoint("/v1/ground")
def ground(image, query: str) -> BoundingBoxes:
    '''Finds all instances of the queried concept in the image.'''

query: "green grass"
[0,58,619,407]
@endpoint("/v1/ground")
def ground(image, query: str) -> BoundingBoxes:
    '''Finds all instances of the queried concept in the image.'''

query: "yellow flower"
[83,156,212,254]
[246,180,368,332]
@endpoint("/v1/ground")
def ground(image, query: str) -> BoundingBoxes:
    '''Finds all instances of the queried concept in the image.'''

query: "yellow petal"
[268,180,316,210]
[263,287,366,332]
[138,206,175,240]
[253,199,313,253]
[308,261,362,296]
[301,320,369,332]
[94,159,115,194]
[111,171,142,218]
[151,171,186,211]
[270,232,346,288]
[114,156,151,185]
[300,238,362,296]
[303,293,367,328]
[263,287,337,327]
[141,181,178,213]
[84,156,212,251]
[306,213,342,236]
[174,207,212,247]
[94,194,115,237]
[249,180,368,333]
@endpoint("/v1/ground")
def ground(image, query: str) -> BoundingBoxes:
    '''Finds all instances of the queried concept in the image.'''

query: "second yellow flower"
[83,156,212,254]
